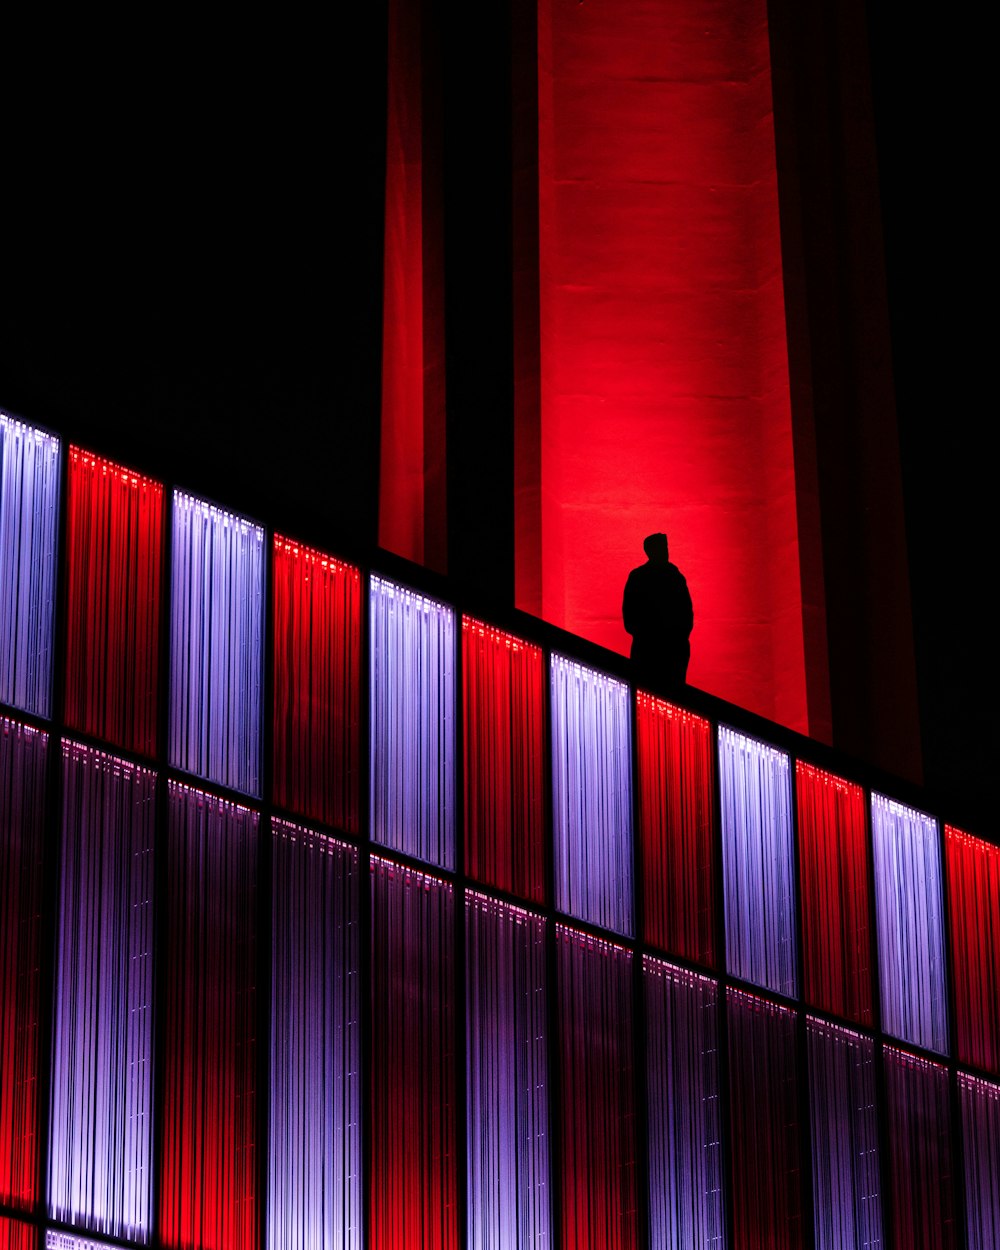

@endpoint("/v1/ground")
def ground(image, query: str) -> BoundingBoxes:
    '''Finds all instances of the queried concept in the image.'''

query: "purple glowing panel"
[466,893,551,1249]
[49,743,155,1243]
[960,1074,1000,1250]
[46,1235,129,1249]
[169,491,263,797]
[806,1018,884,1250]
[719,727,797,997]
[269,822,360,1250]
[551,656,633,937]
[871,794,948,1053]
[644,957,726,1250]
[369,576,456,869]
[0,415,59,717]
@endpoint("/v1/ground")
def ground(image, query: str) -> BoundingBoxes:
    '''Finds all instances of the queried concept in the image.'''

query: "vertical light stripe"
[369,576,456,869]
[806,1017,884,1250]
[719,727,797,996]
[466,892,551,1249]
[959,1073,1000,1250]
[268,821,360,1250]
[644,956,725,1250]
[169,491,264,797]
[0,414,60,717]
[871,794,948,1053]
[49,744,155,1242]
[551,656,633,937]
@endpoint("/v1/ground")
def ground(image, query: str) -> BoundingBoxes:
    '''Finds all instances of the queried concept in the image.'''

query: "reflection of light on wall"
[872,795,947,1054]
[370,576,456,869]
[883,1047,954,1248]
[0,414,60,717]
[551,656,633,936]
[466,892,551,1249]
[958,1073,1000,1250]
[719,728,797,997]
[269,821,360,1250]
[169,491,263,796]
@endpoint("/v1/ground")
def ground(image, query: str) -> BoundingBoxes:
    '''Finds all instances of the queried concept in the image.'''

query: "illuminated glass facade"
[0,416,995,1248]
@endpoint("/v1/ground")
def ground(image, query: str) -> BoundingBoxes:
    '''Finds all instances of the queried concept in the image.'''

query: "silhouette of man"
[623,532,693,689]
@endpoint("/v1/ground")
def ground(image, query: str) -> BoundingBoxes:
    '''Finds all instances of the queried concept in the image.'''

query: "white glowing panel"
[0,414,60,717]
[369,576,456,869]
[551,655,633,936]
[169,491,264,796]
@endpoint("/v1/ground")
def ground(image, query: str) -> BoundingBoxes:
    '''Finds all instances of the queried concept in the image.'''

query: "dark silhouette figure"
[623,532,693,689]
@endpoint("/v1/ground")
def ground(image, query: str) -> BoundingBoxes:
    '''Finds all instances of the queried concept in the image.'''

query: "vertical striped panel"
[883,1047,956,1250]
[0,1218,34,1250]
[871,795,948,1053]
[797,764,872,1025]
[462,619,545,902]
[959,1073,1000,1250]
[161,782,257,1250]
[269,821,360,1250]
[644,957,725,1250]
[0,414,60,717]
[169,492,264,797]
[272,537,361,832]
[0,718,47,1209]
[466,892,551,1248]
[727,988,805,1250]
[369,577,456,869]
[370,856,457,1250]
[556,925,637,1250]
[806,1017,884,1250]
[946,827,1000,1074]
[719,728,797,997]
[64,448,163,756]
[49,743,155,1242]
[551,657,633,937]
[636,696,714,966]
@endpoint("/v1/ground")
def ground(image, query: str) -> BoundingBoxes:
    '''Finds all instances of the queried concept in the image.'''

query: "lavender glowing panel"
[45,1235,129,1249]
[0,1219,33,1250]
[883,1047,956,1250]
[556,925,637,1250]
[370,856,457,1249]
[644,957,725,1250]
[0,718,47,1209]
[369,576,456,869]
[49,744,155,1242]
[0,415,59,717]
[169,491,264,797]
[871,794,948,1053]
[719,727,797,997]
[959,1074,1000,1250]
[727,989,805,1250]
[269,822,360,1250]
[551,656,633,937]
[805,1018,884,1250]
[466,893,551,1249]
[161,782,258,1250]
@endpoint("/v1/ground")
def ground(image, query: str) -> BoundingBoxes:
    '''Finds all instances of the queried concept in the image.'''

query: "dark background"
[1,6,993,832]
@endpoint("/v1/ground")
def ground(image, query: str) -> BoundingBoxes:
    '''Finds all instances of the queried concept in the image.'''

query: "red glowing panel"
[636,694,714,966]
[528,0,810,734]
[272,536,361,832]
[796,762,873,1025]
[370,857,457,1250]
[160,784,257,1250]
[64,447,163,756]
[946,827,1000,1074]
[0,1218,33,1250]
[0,719,46,1210]
[462,618,545,902]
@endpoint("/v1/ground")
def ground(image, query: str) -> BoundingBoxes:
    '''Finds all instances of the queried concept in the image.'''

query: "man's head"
[643,532,670,563]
